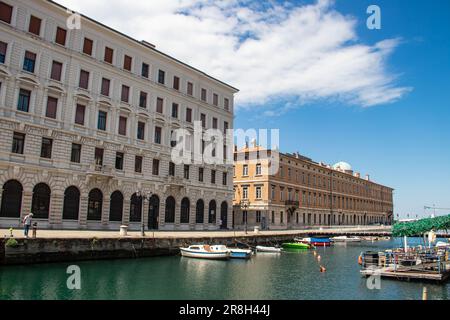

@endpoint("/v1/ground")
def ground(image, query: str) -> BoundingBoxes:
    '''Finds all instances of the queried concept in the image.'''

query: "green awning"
[392,214,450,237]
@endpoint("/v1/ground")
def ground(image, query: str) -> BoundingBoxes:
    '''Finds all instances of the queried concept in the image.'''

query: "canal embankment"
[0,226,392,265]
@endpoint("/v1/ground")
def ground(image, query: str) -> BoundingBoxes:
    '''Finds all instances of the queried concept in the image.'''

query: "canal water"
[1,238,449,300]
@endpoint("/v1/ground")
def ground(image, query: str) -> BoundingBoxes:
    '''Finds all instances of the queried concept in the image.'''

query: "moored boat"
[256,245,282,253]
[281,242,311,249]
[212,245,253,259]
[180,244,230,260]
[296,237,331,247]
[331,235,361,242]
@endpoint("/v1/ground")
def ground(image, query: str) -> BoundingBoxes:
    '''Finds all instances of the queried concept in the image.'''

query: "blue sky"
[234,0,450,217]
[59,0,450,217]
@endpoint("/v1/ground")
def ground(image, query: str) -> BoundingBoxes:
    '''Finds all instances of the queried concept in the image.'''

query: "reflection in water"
[1,238,450,300]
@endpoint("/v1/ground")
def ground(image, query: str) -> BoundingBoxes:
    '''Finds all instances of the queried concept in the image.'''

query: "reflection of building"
[0,0,237,230]
[233,144,394,230]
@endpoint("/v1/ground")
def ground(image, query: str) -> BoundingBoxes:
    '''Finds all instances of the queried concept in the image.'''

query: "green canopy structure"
[392,214,450,237]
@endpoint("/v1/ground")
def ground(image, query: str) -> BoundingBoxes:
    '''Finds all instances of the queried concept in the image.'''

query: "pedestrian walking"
[22,213,33,238]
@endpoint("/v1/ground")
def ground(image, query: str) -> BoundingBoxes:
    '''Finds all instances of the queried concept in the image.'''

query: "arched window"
[165,196,175,223]
[148,195,160,230]
[208,200,216,224]
[87,188,102,221]
[0,180,23,218]
[62,186,80,220]
[180,197,190,223]
[130,193,142,222]
[32,183,51,219]
[196,199,204,224]
[220,201,228,229]
[109,191,123,222]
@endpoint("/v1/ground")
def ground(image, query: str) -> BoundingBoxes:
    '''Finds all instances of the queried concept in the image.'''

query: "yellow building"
[232,145,394,230]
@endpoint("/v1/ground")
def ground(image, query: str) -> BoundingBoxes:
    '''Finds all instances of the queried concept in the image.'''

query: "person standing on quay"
[22,213,33,238]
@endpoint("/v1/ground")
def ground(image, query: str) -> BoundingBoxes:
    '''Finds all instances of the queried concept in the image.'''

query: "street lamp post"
[135,190,152,237]
[240,200,249,234]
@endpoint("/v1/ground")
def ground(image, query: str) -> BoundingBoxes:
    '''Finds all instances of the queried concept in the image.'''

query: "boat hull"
[256,246,282,253]
[282,242,311,249]
[229,250,252,259]
[180,248,230,260]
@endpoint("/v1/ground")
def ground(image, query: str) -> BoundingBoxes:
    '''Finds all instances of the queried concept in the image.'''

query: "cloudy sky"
[56,0,450,217]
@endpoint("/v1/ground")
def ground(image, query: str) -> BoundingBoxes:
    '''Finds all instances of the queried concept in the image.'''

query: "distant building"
[233,145,394,230]
[0,0,238,230]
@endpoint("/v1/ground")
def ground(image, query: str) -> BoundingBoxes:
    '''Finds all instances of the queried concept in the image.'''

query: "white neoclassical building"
[0,0,238,230]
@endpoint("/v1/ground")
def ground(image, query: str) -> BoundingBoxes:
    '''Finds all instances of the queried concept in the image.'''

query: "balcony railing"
[285,200,299,207]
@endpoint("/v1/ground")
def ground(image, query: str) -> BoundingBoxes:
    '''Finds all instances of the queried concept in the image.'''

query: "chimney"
[365,174,370,181]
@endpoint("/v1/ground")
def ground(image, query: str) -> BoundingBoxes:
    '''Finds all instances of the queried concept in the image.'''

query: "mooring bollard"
[422,287,428,300]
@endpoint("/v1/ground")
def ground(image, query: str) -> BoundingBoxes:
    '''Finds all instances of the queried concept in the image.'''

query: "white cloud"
[57,0,411,109]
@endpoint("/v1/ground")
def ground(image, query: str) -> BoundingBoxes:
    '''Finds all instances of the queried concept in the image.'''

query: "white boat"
[180,244,230,260]
[256,245,282,253]
[215,245,253,259]
[331,235,361,242]
[436,241,450,248]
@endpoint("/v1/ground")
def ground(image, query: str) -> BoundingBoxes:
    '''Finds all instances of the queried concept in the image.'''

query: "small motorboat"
[331,236,361,242]
[256,245,282,253]
[214,245,252,259]
[296,237,331,247]
[436,241,450,248]
[180,244,230,260]
[281,242,311,249]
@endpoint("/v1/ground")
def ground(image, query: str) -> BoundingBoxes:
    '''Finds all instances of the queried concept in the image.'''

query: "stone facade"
[0,0,238,230]
[232,145,394,230]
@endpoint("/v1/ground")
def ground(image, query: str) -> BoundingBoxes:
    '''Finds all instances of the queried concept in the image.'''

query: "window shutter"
[25,51,36,60]
[75,104,85,125]
[55,27,67,46]
[0,2,13,24]
[118,116,127,135]
[124,55,132,71]
[0,41,7,55]
[156,98,163,113]
[173,76,180,90]
[104,47,113,63]
[28,16,42,36]
[46,97,58,119]
[187,82,193,95]
[51,61,62,81]
[121,85,129,102]
[101,78,110,96]
[83,38,93,55]
[79,70,89,89]
[186,108,192,122]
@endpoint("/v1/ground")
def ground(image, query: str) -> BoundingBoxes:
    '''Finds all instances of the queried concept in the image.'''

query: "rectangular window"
[0,2,13,24]
[256,163,262,175]
[184,165,190,179]
[201,113,206,128]
[256,186,262,199]
[0,41,6,64]
[211,170,216,184]
[139,91,147,108]
[123,55,132,71]
[45,96,57,119]
[158,70,165,84]
[11,132,25,154]
[173,76,180,90]
[118,116,127,136]
[222,172,227,186]
[40,138,53,159]
[95,148,103,166]
[186,108,192,123]
[97,111,107,131]
[70,143,81,163]
[224,121,229,133]
[169,162,175,176]
[135,156,143,173]
[243,187,248,199]
[212,117,218,129]
[224,98,229,110]
[50,61,62,81]
[120,85,129,103]
[83,38,93,55]
[171,103,178,118]
[55,27,67,46]
[17,89,31,112]
[256,211,261,223]
[104,47,114,64]
[79,70,89,89]
[213,93,218,106]
[187,82,193,95]
[115,152,124,170]
[201,88,207,101]
[141,63,149,78]
[101,78,110,96]
[156,97,163,113]
[137,121,145,140]
[152,159,159,175]
[198,167,204,182]
[154,126,162,144]
[75,104,85,125]
[23,51,36,73]
[28,15,42,36]
[243,165,248,176]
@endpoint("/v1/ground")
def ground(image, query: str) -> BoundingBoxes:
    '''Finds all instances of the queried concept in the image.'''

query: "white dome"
[333,161,352,171]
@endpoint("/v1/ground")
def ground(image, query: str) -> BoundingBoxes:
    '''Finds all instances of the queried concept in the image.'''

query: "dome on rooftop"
[333,161,352,171]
